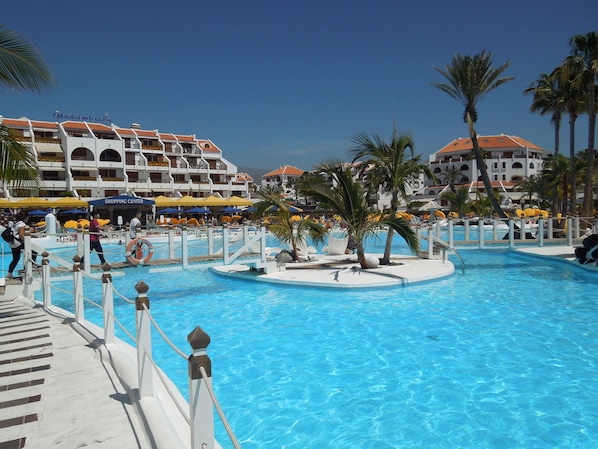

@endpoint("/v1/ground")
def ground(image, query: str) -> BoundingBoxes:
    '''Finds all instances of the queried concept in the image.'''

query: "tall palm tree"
[0,26,56,196]
[431,50,514,219]
[350,129,433,264]
[566,31,598,218]
[524,72,566,157]
[552,64,587,214]
[300,161,418,269]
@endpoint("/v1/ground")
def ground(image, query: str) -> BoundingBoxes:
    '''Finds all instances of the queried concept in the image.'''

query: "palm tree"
[566,31,598,218]
[440,186,470,217]
[538,153,571,218]
[431,50,514,219]
[350,129,433,264]
[0,26,55,93]
[251,185,326,261]
[0,125,42,194]
[552,64,587,214]
[524,72,566,157]
[0,26,56,196]
[300,161,418,269]
[441,165,463,193]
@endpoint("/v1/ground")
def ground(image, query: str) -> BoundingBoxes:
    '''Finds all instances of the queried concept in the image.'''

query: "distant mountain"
[238,166,269,182]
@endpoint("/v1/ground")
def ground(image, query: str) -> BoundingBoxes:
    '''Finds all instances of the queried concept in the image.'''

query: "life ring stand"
[126,238,154,265]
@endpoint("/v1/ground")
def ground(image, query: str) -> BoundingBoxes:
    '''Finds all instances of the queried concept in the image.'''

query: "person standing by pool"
[6,212,29,279]
[129,211,142,240]
[128,211,142,260]
[82,212,106,266]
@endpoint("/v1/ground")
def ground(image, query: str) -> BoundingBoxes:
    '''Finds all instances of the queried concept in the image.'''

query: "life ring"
[126,238,154,265]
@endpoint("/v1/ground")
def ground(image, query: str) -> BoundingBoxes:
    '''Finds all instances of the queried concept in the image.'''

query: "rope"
[141,303,187,359]
[199,365,242,449]
[143,348,190,424]
[111,312,136,343]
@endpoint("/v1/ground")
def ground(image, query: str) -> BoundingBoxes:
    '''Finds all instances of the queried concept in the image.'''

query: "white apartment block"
[0,116,253,200]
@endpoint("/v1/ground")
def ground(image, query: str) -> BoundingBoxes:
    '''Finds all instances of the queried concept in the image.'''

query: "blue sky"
[2,0,597,172]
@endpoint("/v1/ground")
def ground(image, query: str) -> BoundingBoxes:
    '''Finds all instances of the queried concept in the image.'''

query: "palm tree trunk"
[582,80,596,218]
[466,115,507,218]
[381,191,399,265]
[568,114,577,215]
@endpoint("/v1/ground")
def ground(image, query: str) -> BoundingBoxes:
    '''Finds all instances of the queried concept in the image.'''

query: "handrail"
[36,251,242,449]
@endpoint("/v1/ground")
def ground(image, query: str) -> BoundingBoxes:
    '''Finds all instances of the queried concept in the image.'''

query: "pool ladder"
[432,237,465,275]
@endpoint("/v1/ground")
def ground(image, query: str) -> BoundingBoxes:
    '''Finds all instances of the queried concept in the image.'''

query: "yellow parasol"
[15,197,52,208]
[51,197,89,208]
[226,196,253,206]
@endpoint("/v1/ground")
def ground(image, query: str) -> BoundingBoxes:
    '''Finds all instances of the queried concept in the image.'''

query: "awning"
[88,195,155,207]
[34,142,63,153]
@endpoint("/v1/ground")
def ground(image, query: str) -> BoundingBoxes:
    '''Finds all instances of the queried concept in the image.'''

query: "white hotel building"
[0,116,253,200]
[418,134,546,204]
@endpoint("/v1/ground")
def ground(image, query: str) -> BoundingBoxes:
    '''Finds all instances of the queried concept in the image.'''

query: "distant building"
[0,116,253,200]
[415,134,546,205]
[261,165,305,197]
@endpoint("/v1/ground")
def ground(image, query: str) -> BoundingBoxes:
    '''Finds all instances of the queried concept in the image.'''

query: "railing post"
[83,225,91,272]
[478,218,484,249]
[547,216,554,240]
[223,224,230,264]
[73,255,84,322]
[188,326,214,449]
[508,218,515,249]
[538,218,544,247]
[181,224,189,269]
[448,217,454,247]
[260,223,267,263]
[464,218,470,242]
[574,216,580,238]
[77,225,84,263]
[41,251,52,308]
[207,224,214,256]
[136,280,153,398]
[102,263,114,345]
[566,217,573,246]
[168,226,175,259]
[427,226,433,259]
[520,217,527,241]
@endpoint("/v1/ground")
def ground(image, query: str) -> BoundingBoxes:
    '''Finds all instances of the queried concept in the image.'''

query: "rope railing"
[34,249,243,449]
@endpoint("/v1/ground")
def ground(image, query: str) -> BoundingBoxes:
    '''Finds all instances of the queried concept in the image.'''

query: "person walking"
[81,212,106,266]
[6,212,29,279]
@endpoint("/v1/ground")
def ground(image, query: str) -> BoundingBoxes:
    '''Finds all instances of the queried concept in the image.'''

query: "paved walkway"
[0,297,152,449]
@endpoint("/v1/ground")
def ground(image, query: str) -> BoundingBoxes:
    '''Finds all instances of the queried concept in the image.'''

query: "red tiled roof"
[133,129,157,138]
[1,118,29,127]
[87,123,112,132]
[197,139,220,153]
[30,120,58,129]
[62,121,88,130]
[159,133,176,141]
[262,165,304,177]
[175,135,194,142]
[437,135,544,155]
[114,128,136,136]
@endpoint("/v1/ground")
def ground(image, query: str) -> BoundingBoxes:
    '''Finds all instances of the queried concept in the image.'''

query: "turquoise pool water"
[19,237,598,448]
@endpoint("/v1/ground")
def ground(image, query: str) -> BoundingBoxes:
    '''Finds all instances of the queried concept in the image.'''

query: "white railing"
[416,216,597,252]
[26,223,267,274]
[36,253,241,449]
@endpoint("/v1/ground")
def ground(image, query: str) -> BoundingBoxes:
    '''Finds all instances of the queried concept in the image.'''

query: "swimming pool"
[26,239,598,448]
